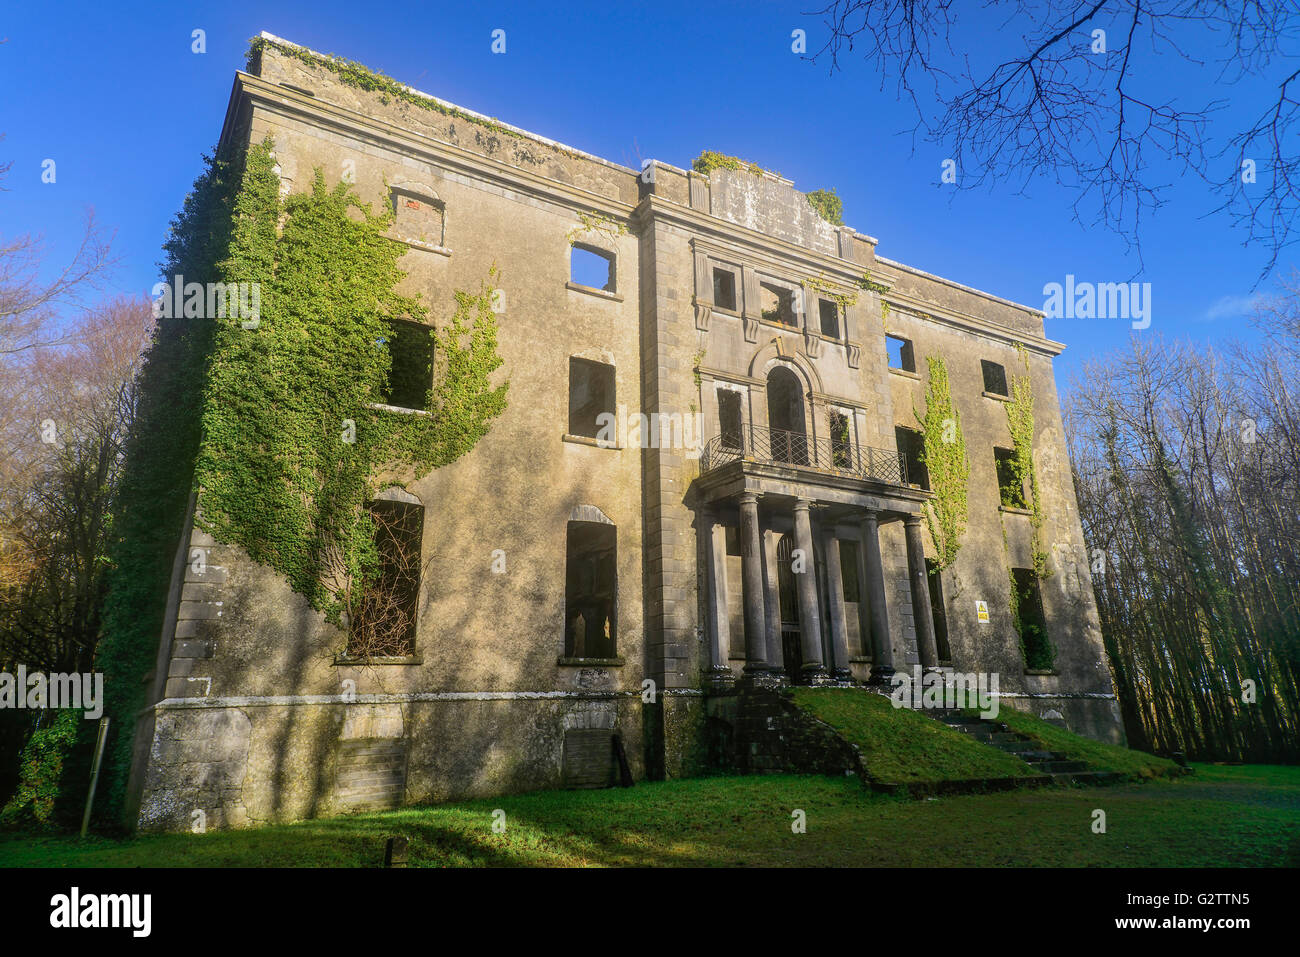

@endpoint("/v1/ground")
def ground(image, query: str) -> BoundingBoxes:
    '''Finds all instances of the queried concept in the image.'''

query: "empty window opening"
[895,426,929,490]
[565,521,617,658]
[569,357,615,439]
[886,335,915,372]
[348,499,424,658]
[571,244,615,291]
[717,388,743,451]
[994,447,1027,508]
[378,318,434,411]
[840,540,860,604]
[713,267,737,311]
[760,281,796,326]
[926,558,951,662]
[1011,568,1053,670]
[725,525,742,557]
[982,360,1009,396]
[831,411,853,468]
[819,299,840,338]
[392,191,445,247]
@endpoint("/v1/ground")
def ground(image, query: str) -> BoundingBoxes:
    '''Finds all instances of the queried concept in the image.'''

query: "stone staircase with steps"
[929,708,1124,786]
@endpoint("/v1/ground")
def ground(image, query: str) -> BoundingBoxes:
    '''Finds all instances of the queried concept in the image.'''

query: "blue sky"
[1,1,1289,392]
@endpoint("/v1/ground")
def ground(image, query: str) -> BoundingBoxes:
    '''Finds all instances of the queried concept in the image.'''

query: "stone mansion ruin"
[127,34,1122,830]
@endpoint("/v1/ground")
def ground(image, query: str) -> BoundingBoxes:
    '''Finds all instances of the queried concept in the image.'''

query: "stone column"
[702,508,735,689]
[905,515,941,671]
[792,499,830,683]
[761,529,784,675]
[859,510,894,684]
[820,527,852,682]
[738,492,769,677]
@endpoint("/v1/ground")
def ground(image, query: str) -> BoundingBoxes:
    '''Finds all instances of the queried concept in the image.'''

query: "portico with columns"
[695,449,941,690]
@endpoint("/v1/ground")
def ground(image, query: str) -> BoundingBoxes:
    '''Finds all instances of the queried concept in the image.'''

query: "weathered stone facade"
[128,34,1121,831]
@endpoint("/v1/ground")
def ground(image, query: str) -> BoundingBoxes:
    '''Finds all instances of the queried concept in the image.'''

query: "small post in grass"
[384,836,409,868]
[80,717,110,838]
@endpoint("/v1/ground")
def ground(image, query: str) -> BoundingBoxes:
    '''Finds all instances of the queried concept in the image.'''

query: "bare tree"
[0,296,153,673]
[1065,294,1299,761]
[806,2,1300,276]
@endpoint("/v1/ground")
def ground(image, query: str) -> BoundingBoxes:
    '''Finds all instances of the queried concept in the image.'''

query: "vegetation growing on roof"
[806,188,844,226]
[246,35,562,152]
[691,150,770,177]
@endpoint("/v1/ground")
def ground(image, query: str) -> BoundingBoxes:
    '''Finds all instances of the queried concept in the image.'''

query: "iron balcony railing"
[700,425,909,486]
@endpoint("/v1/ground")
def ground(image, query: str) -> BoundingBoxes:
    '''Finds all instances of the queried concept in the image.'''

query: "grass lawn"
[790,687,1039,783]
[970,705,1181,779]
[2,764,1295,868]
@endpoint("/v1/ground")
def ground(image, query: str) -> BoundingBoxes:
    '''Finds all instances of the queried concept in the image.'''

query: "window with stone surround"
[995,446,1027,508]
[840,540,860,603]
[982,359,1009,396]
[759,280,797,326]
[377,318,434,412]
[348,498,424,658]
[819,298,840,338]
[1011,567,1052,670]
[831,410,853,468]
[571,243,615,292]
[886,334,915,373]
[391,190,445,247]
[717,387,743,450]
[926,558,952,662]
[569,357,615,439]
[713,267,738,311]
[896,426,928,489]
[565,521,617,659]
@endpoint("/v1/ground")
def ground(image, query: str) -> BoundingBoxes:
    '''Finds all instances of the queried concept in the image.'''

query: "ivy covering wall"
[1003,359,1054,669]
[914,356,969,572]
[93,138,507,826]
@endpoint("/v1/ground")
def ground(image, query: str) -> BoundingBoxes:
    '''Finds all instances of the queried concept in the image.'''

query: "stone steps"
[921,707,1117,787]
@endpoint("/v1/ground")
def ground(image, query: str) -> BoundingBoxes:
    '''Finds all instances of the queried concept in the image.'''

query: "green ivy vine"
[691,150,771,177]
[913,356,969,572]
[246,36,562,154]
[94,138,508,824]
[1002,359,1055,669]
[196,138,508,624]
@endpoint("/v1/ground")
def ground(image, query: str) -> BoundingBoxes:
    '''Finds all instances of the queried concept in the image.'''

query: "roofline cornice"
[220,72,637,224]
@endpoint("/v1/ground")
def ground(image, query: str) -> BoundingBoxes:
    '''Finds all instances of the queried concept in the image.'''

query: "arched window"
[766,366,807,464]
[565,521,617,659]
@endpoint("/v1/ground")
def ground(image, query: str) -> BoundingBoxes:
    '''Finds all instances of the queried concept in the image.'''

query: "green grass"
[2,765,1295,867]
[790,687,1040,783]
[971,705,1180,779]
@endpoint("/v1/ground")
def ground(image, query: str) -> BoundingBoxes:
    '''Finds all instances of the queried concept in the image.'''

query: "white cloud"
[1205,293,1264,322]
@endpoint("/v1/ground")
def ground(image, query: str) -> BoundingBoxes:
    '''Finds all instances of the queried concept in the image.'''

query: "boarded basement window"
[348,499,424,658]
[562,729,615,788]
[565,520,617,659]
[571,244,615,291]
[378,318,434,411]
[713,267,738,311]
[568,357,615,439]
[717,387,743,450]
